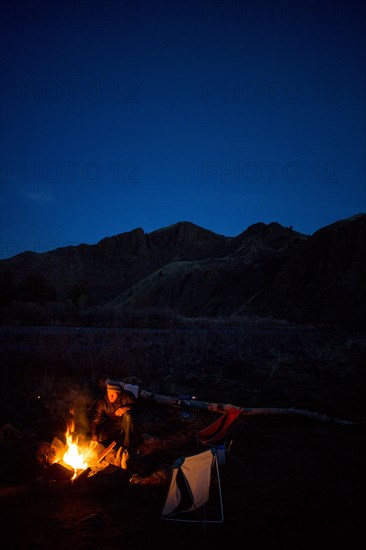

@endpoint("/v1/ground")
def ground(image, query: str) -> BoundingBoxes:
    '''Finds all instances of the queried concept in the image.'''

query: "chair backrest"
[196,407,242,449]
[161,448,224,524]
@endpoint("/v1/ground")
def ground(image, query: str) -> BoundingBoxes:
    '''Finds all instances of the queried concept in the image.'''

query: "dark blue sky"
[1,0,365,259]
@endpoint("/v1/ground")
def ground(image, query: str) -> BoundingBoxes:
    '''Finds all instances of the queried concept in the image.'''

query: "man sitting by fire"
[90,381,137,449]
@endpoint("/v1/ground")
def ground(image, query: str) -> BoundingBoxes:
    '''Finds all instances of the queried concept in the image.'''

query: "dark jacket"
[90,389,136,439]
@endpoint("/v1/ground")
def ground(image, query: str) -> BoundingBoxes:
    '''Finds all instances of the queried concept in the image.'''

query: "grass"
[0,319,365,440]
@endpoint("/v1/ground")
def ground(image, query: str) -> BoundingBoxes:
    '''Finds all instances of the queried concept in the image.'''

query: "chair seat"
[161,448,224,524]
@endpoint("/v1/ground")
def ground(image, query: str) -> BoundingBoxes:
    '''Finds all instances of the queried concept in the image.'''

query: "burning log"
[68,441,117,482]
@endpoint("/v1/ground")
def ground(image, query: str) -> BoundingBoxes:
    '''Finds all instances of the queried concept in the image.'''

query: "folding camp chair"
[196,407,242,464]
[161,448,224,524]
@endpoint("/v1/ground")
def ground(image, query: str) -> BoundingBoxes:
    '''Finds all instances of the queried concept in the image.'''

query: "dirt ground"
[0,399,364,550]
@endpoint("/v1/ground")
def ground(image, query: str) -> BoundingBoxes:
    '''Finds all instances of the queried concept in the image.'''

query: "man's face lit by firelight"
[107,390,119,403]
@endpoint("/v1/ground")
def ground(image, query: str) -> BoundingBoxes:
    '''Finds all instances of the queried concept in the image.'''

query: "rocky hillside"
[108,221,306,317]
[0,222,228,304]
[0,215,365,326]
[248,214,366,325]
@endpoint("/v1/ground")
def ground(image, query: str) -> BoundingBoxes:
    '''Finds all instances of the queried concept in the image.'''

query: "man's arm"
[114,404,132,417]
[114,390,136,417]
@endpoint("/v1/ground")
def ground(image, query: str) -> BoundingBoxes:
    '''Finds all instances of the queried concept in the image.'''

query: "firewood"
[96,440,117,464]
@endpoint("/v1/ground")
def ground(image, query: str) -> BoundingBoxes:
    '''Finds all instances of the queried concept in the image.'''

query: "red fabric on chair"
[196,407,241,448]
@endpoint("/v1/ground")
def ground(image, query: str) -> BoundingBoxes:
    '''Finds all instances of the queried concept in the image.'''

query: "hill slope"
[0,215,365,326]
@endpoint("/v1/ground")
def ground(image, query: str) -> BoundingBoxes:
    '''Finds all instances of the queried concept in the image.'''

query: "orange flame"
[62,419,89,480]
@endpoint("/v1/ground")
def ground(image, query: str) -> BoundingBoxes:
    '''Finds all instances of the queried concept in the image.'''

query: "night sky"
[1,0,365,259]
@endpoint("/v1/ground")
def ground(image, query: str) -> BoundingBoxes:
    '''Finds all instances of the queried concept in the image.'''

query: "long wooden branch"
[96,440,117,464]
[139,389,354,426]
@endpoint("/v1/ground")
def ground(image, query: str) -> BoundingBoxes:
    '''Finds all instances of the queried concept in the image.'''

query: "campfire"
[37,417,121,482]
